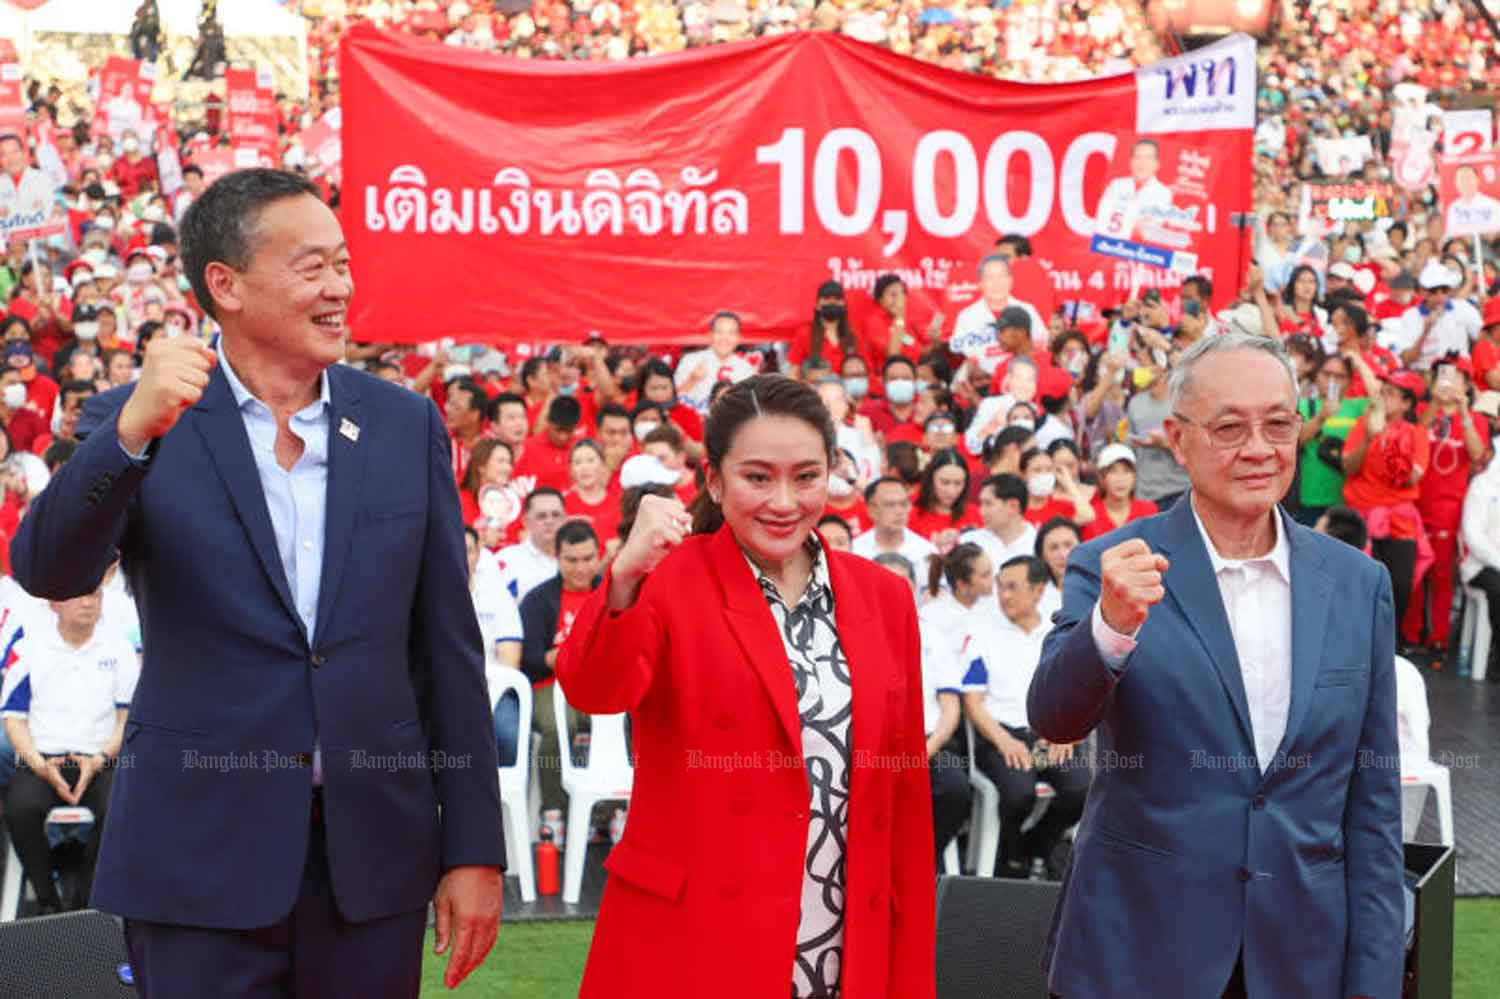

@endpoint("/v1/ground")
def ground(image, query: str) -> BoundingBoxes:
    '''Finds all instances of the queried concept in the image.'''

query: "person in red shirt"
[2,335,58,427]
[109,131,159,198]
[563,439,623,559]
[907,448,981,551]
[1081,443,1159,541]
[457,438,520,526]
[0,367,47,453]
[640,422,698,506]
[637,358,705,457]
[1327,301,1390,399]
[1370,270,1418,325]
[1472,296,1500,392]
[1405,358,1490,652]
[514,395,583,494]
[862,273,941,366]
[787,280,863,374]
[444,376,491,483]
[1019,446,1095,527]
[858,355,923,438]
[517,356,553,431]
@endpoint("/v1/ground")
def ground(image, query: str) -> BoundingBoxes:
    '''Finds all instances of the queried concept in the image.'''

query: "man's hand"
[432,865,502,990]
[67,752,106,803]
[609,494,691,609]
[1099,538,1170,635]
[995,730,1032,771]
[1044,741,1075,765]
[25,753,76,805]
[116,335,217,454]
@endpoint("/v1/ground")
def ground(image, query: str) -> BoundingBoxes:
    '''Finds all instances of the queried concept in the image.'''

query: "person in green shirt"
[1297,352,1369,525]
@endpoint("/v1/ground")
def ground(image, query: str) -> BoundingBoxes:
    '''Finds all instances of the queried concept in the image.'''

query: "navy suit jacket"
[10,364,504,929]
[1026,497,1404,999]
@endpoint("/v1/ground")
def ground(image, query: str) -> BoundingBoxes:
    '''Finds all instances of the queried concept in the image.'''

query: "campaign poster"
[1439,151,1500,237]
[1089,133,1218,276]
[1314,135,1373,177]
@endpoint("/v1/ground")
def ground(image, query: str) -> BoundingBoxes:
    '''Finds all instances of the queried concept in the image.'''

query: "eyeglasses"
[1170,411,1302,449]
[927,422,956,433]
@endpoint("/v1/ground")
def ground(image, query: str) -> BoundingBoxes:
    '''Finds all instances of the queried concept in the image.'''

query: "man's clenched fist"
[117,337,218,454]
[1098,538,1170,635]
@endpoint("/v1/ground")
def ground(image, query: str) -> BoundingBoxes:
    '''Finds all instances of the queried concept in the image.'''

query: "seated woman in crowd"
[1082,443,1158,541]
[564,439,624,559]
[907,448,981,551]
[1034,516,1082,622]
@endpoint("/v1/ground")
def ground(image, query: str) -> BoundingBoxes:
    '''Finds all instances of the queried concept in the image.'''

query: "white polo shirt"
[471,570,524,707]
[851,527,937,588]
[919,594,1000,736]
[1386,300,1481,371]
[961,523,1039,571]
[1,625,139,755]
[958,613,1048,730]
[495,538,558,604]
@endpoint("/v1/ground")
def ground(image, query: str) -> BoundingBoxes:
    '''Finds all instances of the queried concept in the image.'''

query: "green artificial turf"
[421,898,1500,997]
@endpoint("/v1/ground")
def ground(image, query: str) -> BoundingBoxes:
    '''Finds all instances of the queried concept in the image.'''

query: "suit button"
[1253,794,1266,809]
[729,798,752,816]
[718,882,743,900]
[310,653,326,667]
[1238,867,1252,882]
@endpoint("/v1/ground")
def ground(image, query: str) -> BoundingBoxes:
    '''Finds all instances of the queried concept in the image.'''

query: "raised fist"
[116,336,218,454]
[1098,537,1170,636]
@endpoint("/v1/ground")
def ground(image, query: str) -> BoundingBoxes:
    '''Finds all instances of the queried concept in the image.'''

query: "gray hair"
[1166,332,1300,412]
[977,253,1011,279]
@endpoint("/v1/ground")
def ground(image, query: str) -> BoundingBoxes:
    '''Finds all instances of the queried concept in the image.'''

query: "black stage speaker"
[935,875,1059,999]
[1403,843,1455,999]
[0,909,137,998]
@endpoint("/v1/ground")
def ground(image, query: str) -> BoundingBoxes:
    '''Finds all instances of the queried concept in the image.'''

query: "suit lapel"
[1267,512,1332,777]
[312,367,365,647]
[712,527,804,754]
[191,367,302,636]
[1155,495,1256,754]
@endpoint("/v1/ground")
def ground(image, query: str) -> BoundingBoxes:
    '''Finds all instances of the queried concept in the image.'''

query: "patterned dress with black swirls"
[743,539,852,999]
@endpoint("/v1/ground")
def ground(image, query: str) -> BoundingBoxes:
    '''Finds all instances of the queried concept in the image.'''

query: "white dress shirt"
[960,522,1038,571]
[495,538,558,604]
[1,623,139,755]
[1092,502,1292,773]
[1385,300,1481,371]
[851,527,937,586]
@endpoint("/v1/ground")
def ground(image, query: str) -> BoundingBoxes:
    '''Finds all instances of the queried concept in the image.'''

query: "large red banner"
[226,67,278,165]
[340,25,1254,344]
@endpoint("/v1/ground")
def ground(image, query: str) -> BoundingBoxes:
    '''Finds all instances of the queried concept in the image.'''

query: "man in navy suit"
[11,169,504,998]
[1028,332,1403,998]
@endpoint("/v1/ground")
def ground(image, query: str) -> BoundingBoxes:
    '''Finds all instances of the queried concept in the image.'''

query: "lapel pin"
[339,418,360,443]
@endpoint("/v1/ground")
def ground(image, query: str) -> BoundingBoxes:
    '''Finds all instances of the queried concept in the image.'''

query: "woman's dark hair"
[459,438,513,495]
[914,447,972,521]
[872,274,905,309]
[555,520,600,551]
[688,375,837,535]
[570,437,605,464]
[1047,438,1081,462]
[179,168,322,320]
[619,484,675,539]
[885,441,923,486]
[1282,264,1321,308]
[1,316,31,340]
[1322,505,1369,550]
[1049,330,1090,363]
[809,280,859,362]
[917,349,952,387]
[1034,516,1082,582]
[925,540,987,599]
[639,358,675,394]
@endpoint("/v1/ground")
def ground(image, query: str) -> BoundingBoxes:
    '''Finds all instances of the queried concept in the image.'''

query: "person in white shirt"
[1,585,138,914]
[1444,164,1500,237]
[950,255,1046,375]
[918,542,1000,652]
[674,310,758,413]
[1093,138,1175,243]
[1035,517,1082,623]
[962,473,1038,569]
[965,354,1040,456]
[960,555,1089,878]
[852,477,938,589]
[0,132,57,231]
[467,527,526,767]
[1460,455,1500,681]
[496,487,565,603]
[1389,260,1482,372]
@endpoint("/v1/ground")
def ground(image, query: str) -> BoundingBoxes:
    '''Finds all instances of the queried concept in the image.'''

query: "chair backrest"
[935,875,1059,999]
[1393,655,1431,764]
[553,682,633,784]
[489,667,533,776]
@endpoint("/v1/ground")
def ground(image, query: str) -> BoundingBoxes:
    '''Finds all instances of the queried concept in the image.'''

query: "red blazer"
[556,525,936,999]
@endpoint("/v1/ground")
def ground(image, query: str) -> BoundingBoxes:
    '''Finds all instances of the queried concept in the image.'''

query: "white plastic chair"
[554,685,633,904]
[941,839,961,875]
[491,668,536,903]
[1,806,95,922]
[1461,585,1491,681]
[963,721,1055,876]
[1394,655,1455,846]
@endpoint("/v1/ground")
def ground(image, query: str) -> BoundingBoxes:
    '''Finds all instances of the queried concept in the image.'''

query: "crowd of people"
[0,0,1488,917]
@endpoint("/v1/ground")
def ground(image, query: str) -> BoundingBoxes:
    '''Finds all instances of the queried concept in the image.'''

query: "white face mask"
[141,205,165,223]
[442,363,472,382]
[1,383,25,410]
[1011,418,1036,432]
[827,474,854,498]
[126,263,153,284]
[74,321,99,341]
[122,137,139,154]
[1027,472,1056,497]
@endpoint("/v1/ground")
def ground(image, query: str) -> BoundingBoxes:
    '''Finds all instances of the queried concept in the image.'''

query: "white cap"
[1328,262,1357,280]
[619,454,680,490]
[1095,443,1136,470]
[1419,259,1458,290]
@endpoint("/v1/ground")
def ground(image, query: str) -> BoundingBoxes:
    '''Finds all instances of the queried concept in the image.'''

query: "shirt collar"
[743,533,829,609]
[1190,497,1291,584]
[215,335,331,417]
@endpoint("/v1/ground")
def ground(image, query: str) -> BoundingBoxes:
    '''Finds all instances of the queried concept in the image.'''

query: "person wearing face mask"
[839,354,872,406]
[822,449,871,536]
[1018,447,1094,527]
[108,130,158,198]
[0,368,46,454]
[52,304,105,377]
[1,331,59,429]
[1125,359,1191,510]
[965,352,1041,456]
[858,355,923,438]
[789,280,863,374]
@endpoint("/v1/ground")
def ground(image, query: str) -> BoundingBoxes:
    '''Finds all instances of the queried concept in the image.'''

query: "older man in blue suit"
[1028,332,1403,999]
[11,169,503,998]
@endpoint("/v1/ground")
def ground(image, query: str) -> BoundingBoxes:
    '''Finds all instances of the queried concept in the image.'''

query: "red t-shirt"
[22,374,58,428]
[861,310,925,367]
[1342,348,1393,399]
[564,487,623,546]
[110,155,159,198]
[1473,338,1500,393]
[553,587,593,649]
[1342,417,1432,538]
[858,397,920,437]
[907,504,981,541]
[1,407,46,454]
[1082,497,1159,541]
[1417,411,1490,530]
[1023,497,1082,527]
[514,431,576,494]
[667,404,704,444]
[822,494,871,537]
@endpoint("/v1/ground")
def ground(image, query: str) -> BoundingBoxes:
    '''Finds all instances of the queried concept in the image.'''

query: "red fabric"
[449,426,489,483]
[906,504,980,541]
[564,486,623,546]
[1082,497,1159,541]
[858,397,919,437]
[1403,528,1458,646]
[514,431,576,493]
[553,586,592,649]
[821,494,871,536]
[884,422,925,447]
[786,324,859,372]
[460,489,480,526]
[1416,412,1489,529]
[1,406,46,453]
[667,404,704,443]
[988,351,1054,395]
[553,526,935,999]
[1342,418,1431,529]
[1023,496,1081,526]
[1344,349,1391,399]
[861,310,926,367]
[110,154,159,198]
[1473,338,1500,391]
[673,477,697,507]
[21,374,57,427]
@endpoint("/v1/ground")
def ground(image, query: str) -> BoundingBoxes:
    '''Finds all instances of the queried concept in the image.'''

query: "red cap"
[1038,366,1075,401]
[1383,369,1427,398]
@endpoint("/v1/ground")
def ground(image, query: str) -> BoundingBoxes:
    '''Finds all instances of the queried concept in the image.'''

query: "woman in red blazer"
[556,374,935,999]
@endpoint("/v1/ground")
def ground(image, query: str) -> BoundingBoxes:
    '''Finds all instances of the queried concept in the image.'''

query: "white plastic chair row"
[555,683,633,905]
[1394,655,1455,847]
[491,668,537,903]
[963,721,1056,877]
[1460,585,1492,682]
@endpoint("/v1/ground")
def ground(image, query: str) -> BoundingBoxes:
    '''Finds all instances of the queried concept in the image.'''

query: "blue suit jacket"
[10,364,504,929]
[1027,497,1404,999]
